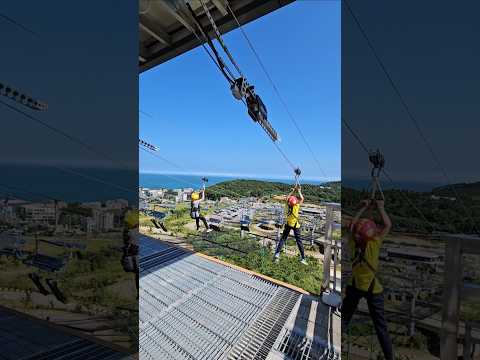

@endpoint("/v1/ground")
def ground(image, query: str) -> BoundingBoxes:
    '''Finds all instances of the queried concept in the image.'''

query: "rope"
[344,0,479,234]
[226,2,327,178]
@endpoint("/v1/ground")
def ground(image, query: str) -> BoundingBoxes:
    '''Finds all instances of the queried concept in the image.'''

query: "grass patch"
[189,231,323,294]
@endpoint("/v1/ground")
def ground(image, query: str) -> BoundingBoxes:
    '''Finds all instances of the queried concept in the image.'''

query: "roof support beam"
[139,18,172,46]
[157,0,196,33]
[211,0,229,16]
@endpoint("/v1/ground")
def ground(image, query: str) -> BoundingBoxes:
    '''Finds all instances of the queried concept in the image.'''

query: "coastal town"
[0,196,137,350]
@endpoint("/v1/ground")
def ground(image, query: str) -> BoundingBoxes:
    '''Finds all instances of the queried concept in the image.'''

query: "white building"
[83,201,103,209]
[21,202,61,224]
[82,217,96,233]
[105,199,129,210]
[0,206,17,223]
[81,210,114,233]
[139,198,148,210]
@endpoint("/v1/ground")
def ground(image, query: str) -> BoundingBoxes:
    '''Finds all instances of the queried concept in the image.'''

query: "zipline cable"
[140,146,247,200]
[226,2,327,179]
[0,12,37,36]
[0,99,133,171]
[272,141,297,172]
[47,163,135,195]
[1,100,138,195]
[0,182,56,202]
[344,0,479,234]
[187,1,280,143]
[199,0,243,78]
[186,2,236,84]
[139,110,153,118]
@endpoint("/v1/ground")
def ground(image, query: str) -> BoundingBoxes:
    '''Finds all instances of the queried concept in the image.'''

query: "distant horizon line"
[140,170,339,183]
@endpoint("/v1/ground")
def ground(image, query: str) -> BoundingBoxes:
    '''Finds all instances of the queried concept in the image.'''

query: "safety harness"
[191,177,208,219]
[351,242,378,293]
[351,150,386,293]
[368,149,385,203]
[286,168,302,228]
[190,201,201,219]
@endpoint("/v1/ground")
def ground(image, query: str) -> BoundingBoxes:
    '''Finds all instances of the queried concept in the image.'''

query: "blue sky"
[140,1,340,182]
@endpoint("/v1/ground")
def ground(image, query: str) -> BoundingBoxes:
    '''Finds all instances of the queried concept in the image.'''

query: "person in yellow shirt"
[342,199,393,360]
[190,186,212,232]
[273,184,307,265]
[122,209,139,299]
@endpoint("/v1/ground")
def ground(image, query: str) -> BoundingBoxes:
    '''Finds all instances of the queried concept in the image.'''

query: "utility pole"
[34,232,38,256]
[409,288,419,336]
[54,199,58,233]
[464,322,472,360]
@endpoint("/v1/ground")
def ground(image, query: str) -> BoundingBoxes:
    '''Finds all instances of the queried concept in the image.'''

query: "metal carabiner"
[368,149,385,201]
[294,167,301,186]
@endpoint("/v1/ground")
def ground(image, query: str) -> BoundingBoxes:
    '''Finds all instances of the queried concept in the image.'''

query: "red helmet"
[354,218,377,241]
[287,195,298,207]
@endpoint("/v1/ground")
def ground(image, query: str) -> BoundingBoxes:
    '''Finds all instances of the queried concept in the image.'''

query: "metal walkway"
[139,236,302,360]
[139,235,340,360]
[0,307,130,360]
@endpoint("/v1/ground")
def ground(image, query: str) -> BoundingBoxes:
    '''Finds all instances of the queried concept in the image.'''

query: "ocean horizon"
[343,178,443,192]
[140,172,328,190]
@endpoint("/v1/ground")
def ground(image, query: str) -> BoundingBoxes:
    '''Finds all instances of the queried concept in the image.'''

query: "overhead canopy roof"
[139,0,294,73]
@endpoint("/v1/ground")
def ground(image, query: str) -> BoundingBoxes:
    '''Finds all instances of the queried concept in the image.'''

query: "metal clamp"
[368,149,385,201]
[294,167,301,186]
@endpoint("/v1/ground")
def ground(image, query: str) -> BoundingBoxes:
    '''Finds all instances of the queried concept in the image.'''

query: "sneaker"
[300,259,308,266]
[273,254,280,263]
[206,228,213,233]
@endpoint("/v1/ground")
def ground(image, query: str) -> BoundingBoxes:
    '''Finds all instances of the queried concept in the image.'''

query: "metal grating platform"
[274,328,339,360]
[139,236,302,360]
[21,339,127,360]
[0,307,129,360]
[228,287,300,360]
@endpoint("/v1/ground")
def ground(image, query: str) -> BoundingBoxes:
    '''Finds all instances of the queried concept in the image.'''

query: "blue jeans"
[342,285,393,360]
[274,225,305,260]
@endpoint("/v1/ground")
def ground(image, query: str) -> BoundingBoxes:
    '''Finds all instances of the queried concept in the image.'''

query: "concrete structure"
[20,202,60,224]
[386,247,443,264]
[139,0,295,72]
[105,199,129,209]
[0,205,17,223]
[440,234,480,360]
[93,210,115,232]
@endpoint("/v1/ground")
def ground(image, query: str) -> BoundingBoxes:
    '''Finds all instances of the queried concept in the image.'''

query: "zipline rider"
[342,199,393,360]
[190,182,212,232]
[273,182,308,265]
[122,209,139,299]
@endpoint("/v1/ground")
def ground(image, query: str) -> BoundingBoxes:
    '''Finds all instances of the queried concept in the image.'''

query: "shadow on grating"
[275,328,340,360]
